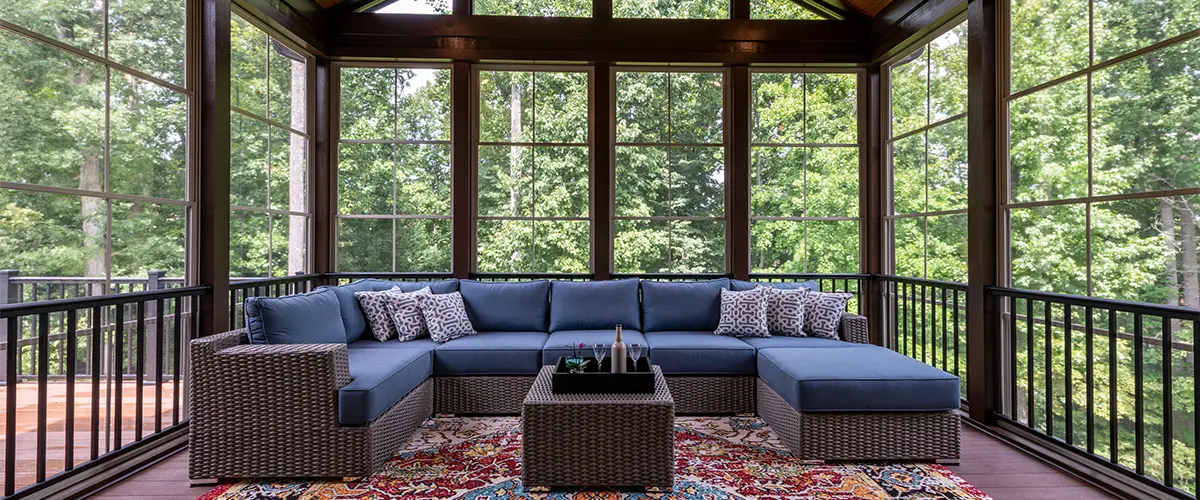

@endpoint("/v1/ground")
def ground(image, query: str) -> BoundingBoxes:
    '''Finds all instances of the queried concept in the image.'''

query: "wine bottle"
[611,324,627,373]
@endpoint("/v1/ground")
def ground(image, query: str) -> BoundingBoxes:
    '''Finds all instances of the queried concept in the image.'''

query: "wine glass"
[592,344,607,371]
[629,343,643,370]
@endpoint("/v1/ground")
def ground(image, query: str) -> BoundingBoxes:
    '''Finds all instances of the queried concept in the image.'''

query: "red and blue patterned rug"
[199,416,990,499]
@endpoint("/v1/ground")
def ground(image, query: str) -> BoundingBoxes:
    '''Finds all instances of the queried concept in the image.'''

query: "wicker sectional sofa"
[189,277,961,480]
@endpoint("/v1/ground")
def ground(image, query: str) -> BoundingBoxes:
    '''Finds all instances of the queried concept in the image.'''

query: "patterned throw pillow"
[804,291,852,339]
[714,288,770,338]
[356,287,410,342]
[386,287,433,342]
[417,291,477,343]
[765,287,808,337]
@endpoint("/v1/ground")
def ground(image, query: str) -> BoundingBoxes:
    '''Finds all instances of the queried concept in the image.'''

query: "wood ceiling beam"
[237,0,330,55]
[869,0,964,62]
[327,15,870,63]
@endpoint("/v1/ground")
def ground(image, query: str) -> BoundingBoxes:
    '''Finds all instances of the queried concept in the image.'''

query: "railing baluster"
[1085,306,1094,454]
[36,312,49,482]
[941,288,948,372]
[6,317,17,496]
[65,309,77,471]
[173,297,181,425]
[1027,298,1034,430]
[931,286,938,369]
[155,298,164,433]
[1162,318,1172,488]
[954,289,960,378]
[90,305,101,461]
[1134,312,1144,475]
[1064,304,1072,445]
[135,301,145,442]
[1045,301,1053,437]
[1010,296,1018,419]
[114,304,124,451]
[1108,308,1117,464]
[228,287,236,331]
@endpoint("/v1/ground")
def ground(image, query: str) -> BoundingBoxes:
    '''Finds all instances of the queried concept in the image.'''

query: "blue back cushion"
[730,279,819,292]
[549,279,641,332]
[459,280,551,332]
[324,279,458,342]
[640,279,729,332]
[244,288,346,344]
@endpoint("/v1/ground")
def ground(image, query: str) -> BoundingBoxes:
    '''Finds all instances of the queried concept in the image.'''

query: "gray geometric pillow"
[714,288,770,338]
[803,291,852,339]
[386,287,432,342]
[417,291,477,343]
[765,287,808,337]
[355,287,409,342]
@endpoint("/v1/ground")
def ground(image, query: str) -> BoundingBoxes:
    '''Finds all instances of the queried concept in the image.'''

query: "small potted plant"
[564,342,591,374]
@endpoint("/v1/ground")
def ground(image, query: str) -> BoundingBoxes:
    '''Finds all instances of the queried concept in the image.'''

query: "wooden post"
[859,66,885,346]
[728,65,751,281]
[966,0,1000,424]
[451,61,473,279]
[592,62,613,280]
[146,270,165,378]
[199,0,232,336]
[313,56,334,282]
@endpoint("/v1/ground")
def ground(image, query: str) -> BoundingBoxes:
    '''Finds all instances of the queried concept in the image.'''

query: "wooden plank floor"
[0,381,180,495]
[89,425,1115,499]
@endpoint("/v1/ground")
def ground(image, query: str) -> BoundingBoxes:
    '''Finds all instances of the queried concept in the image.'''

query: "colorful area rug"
[199,416,990,499]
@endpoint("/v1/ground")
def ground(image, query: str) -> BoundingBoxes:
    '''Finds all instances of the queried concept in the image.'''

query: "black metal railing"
[0,285,209,497]
[751,273,867,315]
[227,274,324,331]
[989,286,1200,498]
[879,275,969,401]
[326,272,455,285]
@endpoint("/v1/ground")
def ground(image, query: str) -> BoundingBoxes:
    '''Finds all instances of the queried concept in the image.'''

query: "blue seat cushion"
[244,288,345,345]
[644,331,755,374]
[459,280,550,332]
[549,279,641,332]
[433,331,548,375]
[740,336,859,350]
[757,346,960,412]
[323,279,458,343]
[731,280,819,292]
[640,279,729,332]
[348,337,439,351]
[542,329,647,366]
[339,344,433,425]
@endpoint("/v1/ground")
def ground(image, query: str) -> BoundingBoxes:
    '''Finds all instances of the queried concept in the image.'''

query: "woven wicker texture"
[522,366,675,488]
[189,331,433,479]
[435,376,536,414]
[839,312,870,344]
[665,376,754,414]
[756,378,960,461]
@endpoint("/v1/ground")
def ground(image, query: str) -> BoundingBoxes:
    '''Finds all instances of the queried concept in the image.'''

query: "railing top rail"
[469,272,594,280]
[877,274,969,291]
[0,285,210,318]
[612,273,733,280]
[988,285,1200,320]
[751,273,872,280]
[228,274,322,290]
[326,272,455,280]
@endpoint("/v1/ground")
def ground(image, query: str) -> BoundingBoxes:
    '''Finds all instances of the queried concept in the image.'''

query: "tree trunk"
[1160,197,1178,305]
[288,58,307,275]
[80,153,105,280]
[1179,200,1199,309]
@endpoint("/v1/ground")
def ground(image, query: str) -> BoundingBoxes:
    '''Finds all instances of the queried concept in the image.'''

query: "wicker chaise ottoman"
[521,365,675,489]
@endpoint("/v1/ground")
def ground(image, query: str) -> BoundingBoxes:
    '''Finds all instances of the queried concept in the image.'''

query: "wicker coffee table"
[521,365,675,489]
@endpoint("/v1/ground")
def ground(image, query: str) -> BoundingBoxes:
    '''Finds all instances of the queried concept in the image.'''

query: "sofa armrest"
[190,331,350,430]
[839,313,869,344]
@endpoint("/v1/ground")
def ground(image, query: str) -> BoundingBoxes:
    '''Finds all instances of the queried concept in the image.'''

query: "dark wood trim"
[327,15,870,63]
[199,0,232,336]
[870,0,965,62]
[728,66,751,281]
[965,0,999,424]
[731,0,751,20]
[312,56,333,278]
[236,0,330,55]
[859,64,884,345]
[593,0,612,20]
[450,61,473,279]
[452,0,472,16]
[591,63,613,280]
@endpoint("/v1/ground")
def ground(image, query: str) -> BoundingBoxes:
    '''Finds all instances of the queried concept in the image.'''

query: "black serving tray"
[552,356,654,394]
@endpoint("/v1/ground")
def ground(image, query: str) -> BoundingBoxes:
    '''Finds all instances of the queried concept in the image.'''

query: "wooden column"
[312,56,333,278]
[966,0,1000,424]
[451,61,473,279]
[859,65,885,345]
[731,0,750,19]
[198,0,231,336]
[728,65,751,280]
[592,62,613,280]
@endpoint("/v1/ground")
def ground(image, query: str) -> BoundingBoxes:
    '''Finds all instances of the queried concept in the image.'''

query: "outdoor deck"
[0,381,180,495]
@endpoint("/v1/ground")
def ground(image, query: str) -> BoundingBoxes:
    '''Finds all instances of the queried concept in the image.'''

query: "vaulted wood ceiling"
[316,0,894,17]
